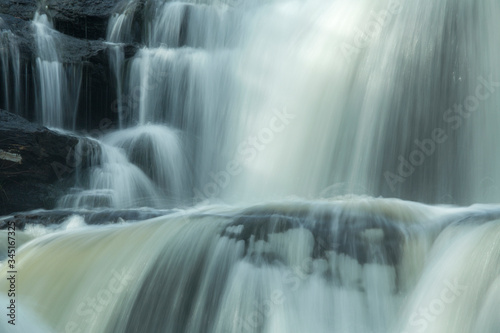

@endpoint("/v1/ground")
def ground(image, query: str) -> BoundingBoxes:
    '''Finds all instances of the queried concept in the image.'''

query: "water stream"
[1,0,500,332]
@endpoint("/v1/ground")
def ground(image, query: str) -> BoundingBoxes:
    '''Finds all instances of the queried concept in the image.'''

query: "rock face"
[0,12,122,128]
[0,110,100,215]
[0,208,171,230]
[0,0,38,21]
[0,0,121,39]
[48,0,121,40]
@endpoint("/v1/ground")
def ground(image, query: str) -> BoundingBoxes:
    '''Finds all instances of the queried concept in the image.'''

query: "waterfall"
[106,0,139,128]
[100,0,500,205]
[2,0,500,331]
[33,12,82,129]
[58,124,187,209]
[58,138,163,209]
[1,0,499,206]
[0,26,21,116]
[2,198,500,332]
[103,124,189,201]
[32,12,65,127]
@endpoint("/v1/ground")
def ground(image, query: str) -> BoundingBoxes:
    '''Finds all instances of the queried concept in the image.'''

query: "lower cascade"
[1,198,500,332]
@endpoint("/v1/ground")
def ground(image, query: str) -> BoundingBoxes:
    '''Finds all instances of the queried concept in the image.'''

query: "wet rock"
[0,207,171,230]
[46,0,122,40]
[0,110,100,215]
[0,0,38,21]
[0,0,122,40]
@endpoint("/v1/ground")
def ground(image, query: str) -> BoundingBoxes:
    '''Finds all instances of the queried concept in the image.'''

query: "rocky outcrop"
[0,0,38,21]
[0,110,101,215]
[0,0,122,39]
[47,0,121,40]
[0,208,170,230]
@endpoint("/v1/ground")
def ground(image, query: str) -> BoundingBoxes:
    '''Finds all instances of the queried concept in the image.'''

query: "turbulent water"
[1,0,500,332]
[4,0,498,208]
[32,13,82,129]
[1,198,500,333]
[95,0,500,206]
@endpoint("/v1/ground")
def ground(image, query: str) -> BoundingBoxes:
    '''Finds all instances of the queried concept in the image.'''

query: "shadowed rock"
[0,110,101,215]
[0,207,171,230]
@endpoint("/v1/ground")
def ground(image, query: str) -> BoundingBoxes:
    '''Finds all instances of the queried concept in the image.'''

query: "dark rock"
[0,109,101,215]
[0,0,121,40]
[46,0,122,40]
[0,0,38,21]
[221,205,406,266]
[0,207,171,230]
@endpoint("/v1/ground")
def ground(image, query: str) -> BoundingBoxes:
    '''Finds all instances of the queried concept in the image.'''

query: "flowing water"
[1,198,500,332]
[33,12,82,129]
[78,0,500,206]
[1,0,500,332]
[0,26,20,116]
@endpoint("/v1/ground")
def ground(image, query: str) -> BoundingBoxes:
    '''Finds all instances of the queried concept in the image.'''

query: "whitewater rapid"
[1,197,500,332]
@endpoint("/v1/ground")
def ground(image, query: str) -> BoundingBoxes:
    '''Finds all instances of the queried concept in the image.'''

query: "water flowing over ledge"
[1,0,500,332]
[1,197,500,332]
[2,0,500,206]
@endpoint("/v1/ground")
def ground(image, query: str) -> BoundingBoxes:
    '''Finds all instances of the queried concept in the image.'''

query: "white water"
[104,124,189,200]
[2,0,500,332]
[58,124,187,209]
[0,26,21,115]
[5,0,499,206]
[90,0,500,207]
[1,198,500,332]
[107,0,139,128]
[33,13,82,129]
[58,138,163,209]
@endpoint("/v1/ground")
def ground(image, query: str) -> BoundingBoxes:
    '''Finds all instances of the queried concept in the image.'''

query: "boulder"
[47,0,122,40]
[0,109,101,215]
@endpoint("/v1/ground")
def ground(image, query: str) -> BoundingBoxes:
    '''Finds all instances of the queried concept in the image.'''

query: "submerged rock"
[0,207,171,230]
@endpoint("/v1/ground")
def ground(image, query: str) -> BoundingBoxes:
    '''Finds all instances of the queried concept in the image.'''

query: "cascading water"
[2,198,500,333]
[2,0,500,332]
[32,12,65,127]
[0,25,21,116]
[33,11,82,129]
[98,0,500,205]
[103,125,189,200]
[106,0,139,128]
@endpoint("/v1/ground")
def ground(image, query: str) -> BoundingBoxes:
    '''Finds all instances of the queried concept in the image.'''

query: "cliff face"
[0,0,121,39]
[0,109,100,215]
